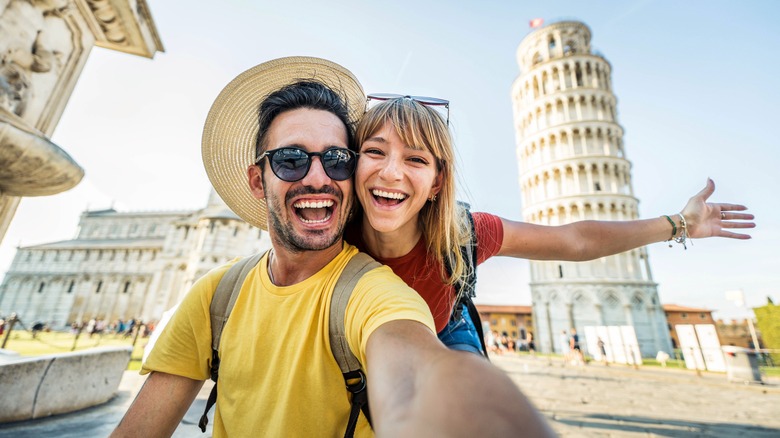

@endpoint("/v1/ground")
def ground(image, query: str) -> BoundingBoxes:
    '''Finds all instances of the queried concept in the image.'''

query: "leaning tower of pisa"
[511,21,671,357]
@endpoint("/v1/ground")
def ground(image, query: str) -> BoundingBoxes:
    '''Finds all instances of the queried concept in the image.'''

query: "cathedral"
[0,191,270,327]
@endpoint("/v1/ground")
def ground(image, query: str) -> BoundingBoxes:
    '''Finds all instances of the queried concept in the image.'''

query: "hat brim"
[202,56,365,230]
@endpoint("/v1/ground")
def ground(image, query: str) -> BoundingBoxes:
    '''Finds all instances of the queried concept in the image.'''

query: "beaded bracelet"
[662,215,677,242]
[674,213,690,250]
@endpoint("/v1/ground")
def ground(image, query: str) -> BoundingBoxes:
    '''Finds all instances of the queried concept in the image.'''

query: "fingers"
[722,221,756,229]
[695,178,716,201]
[717,203,748,212]
[720,212,754,221]
[718,230,753,240]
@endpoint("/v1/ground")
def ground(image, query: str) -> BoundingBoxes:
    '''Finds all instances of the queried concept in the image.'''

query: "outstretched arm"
[497,178,755,261]
[110,372,204,438]
[366,320,555,437]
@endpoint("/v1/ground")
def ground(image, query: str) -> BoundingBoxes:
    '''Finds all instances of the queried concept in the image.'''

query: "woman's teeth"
[372,189,407,200]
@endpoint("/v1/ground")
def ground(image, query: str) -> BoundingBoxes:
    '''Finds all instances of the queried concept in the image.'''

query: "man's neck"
[268,240,344,286]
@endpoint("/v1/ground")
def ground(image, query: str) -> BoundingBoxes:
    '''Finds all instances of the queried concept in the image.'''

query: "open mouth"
[371,189,408,206]
[293,199,334,224]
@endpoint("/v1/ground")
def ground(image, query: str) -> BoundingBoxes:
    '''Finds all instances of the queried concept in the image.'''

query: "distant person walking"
[559,330,570,363]
[569,328,584,365]
[597,337,608,365]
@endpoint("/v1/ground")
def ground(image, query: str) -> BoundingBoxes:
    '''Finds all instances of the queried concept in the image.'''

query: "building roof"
[198,207,241,221]
[476,304,532,314]
[23,238,164,250]
[662,304,713,313]
[85,209,191,218]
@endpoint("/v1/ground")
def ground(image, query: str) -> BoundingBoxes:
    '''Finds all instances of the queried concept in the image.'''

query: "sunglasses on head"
[256,147,358,182]
[366,93,450,124]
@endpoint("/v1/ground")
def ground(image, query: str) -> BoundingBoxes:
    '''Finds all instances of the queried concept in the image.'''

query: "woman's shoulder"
[470,212,504,263]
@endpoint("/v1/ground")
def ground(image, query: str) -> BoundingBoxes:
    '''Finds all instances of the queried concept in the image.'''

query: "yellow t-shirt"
[142,243,434,437]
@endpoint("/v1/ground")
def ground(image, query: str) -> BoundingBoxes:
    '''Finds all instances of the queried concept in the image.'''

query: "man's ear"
[247,165,265,199]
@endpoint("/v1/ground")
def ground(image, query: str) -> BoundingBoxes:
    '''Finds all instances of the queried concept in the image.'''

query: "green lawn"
[641,357,686,368]
[6,331,777,377]
[761,366,780,377]
[1,329,146,370]
[516,351,780,377]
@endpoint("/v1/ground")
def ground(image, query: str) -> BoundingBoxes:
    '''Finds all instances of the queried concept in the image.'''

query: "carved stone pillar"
[0,0,164,245]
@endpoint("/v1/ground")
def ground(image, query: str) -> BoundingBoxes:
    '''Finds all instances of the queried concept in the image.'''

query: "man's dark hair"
[255,81,354,160]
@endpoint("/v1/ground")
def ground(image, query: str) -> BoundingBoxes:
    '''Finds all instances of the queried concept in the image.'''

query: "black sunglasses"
[256,147,358,182]
[366,93,450,124]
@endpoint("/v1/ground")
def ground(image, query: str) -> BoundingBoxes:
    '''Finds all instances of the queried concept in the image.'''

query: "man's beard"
[265,185,351,254]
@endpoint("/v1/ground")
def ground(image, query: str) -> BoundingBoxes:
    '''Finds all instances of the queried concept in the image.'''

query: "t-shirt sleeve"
[141,262,234,380]
[473,212,503,265]
[344,265,436,366]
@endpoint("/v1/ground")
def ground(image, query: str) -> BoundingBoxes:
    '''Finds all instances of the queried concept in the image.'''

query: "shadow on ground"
[0,390,210,438]
[553,412,780,437]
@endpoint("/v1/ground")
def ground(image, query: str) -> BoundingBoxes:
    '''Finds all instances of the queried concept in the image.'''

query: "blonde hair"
[356,98,471,287]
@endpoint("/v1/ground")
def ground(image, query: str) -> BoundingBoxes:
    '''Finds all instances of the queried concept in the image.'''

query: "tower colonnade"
[511,21,672,357]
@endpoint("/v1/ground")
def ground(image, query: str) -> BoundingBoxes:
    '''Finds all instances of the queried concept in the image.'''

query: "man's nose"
[300,156,331,187]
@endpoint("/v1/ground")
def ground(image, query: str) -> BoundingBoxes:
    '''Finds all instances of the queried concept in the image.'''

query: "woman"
[346,96,755,355]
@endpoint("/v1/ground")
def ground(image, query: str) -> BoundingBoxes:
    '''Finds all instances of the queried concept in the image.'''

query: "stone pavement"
[493,354,780,437]
[1,354,778,437]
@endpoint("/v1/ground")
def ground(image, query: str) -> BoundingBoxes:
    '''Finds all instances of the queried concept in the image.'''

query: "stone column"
[0,0,164,245]
[623,304,635,327]
[647,304,662,353]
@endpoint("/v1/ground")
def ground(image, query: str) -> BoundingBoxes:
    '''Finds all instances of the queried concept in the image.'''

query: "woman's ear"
[431,171,443,197]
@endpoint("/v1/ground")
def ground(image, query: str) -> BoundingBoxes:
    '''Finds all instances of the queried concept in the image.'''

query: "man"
[111,57,553,437]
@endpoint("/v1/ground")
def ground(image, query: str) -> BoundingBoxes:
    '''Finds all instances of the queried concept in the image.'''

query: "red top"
[346,213,503,332]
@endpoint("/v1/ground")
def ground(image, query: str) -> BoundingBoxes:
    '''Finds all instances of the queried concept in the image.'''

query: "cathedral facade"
[511,21,672,357]
[0,192,270,327]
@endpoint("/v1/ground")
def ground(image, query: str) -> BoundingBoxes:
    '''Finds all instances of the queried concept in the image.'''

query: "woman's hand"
[680,179,755,239]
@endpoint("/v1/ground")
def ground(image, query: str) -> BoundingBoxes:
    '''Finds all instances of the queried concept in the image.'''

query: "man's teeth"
[372,190,407,200]
[293,200,334,209]
[300,214,331,224]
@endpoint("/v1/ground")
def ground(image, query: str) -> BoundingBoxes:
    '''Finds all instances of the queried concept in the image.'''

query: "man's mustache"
[285,186,341,203]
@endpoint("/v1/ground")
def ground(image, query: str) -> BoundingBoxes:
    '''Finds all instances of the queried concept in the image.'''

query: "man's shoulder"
[187,256,256,301]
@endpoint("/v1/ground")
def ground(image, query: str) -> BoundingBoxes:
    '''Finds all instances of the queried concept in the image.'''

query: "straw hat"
[202,56,365,230]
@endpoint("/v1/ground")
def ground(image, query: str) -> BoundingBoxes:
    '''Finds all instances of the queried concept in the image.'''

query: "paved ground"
[494,354,780,437]
[1,354,778,437]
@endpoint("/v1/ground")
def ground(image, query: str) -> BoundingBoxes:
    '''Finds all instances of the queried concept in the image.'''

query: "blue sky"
[1,0,778,319]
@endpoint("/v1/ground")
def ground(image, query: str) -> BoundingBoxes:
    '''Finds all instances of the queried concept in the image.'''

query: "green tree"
[754,299,780,364]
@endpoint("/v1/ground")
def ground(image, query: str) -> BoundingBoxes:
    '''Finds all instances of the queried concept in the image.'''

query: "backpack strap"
[198,250,379,436]
[459,204,478,300]
[447,203,490,358]
[329,252,381,438]
[199,251,266,432]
